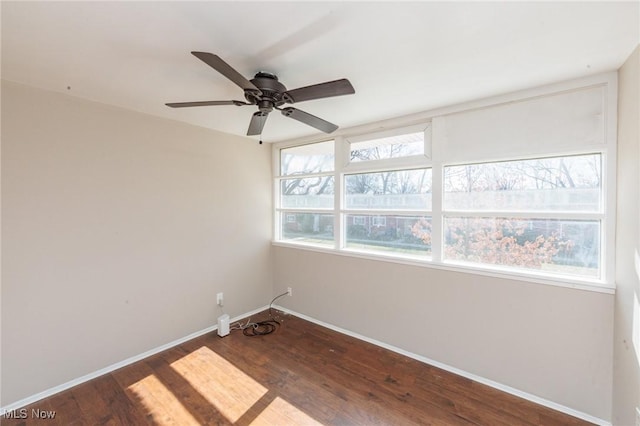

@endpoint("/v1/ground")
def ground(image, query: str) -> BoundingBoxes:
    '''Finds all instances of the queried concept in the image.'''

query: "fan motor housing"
[246,72,287,108]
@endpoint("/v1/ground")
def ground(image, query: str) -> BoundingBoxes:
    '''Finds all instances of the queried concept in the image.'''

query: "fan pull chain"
[259,112,265,144]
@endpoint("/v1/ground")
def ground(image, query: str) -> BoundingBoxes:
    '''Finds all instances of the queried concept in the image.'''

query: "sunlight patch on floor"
[128,374,200,425]
[170,346,268,423]
[250,396,325,426]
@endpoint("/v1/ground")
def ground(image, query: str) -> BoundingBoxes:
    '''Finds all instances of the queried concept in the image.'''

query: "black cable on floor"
[234,291,289,337]
[242,320,279,336]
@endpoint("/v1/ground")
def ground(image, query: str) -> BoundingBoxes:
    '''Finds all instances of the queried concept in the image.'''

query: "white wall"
[613,44,640,426]
[0,81,273,406]
[274,247,613,420]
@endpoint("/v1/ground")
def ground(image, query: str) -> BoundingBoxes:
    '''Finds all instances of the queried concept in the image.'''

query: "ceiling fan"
[166,52,355,140]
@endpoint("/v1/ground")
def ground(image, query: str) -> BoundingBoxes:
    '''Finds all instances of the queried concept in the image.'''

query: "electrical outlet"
[287,287,292,296]
[216,292,224,307]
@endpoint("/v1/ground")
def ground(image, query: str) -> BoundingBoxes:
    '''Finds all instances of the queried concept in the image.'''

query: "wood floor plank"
[2,311,595,426]
[36,391,82,426]
[70,379,118,425]
[146,354,228,425]
[96,374,154,426]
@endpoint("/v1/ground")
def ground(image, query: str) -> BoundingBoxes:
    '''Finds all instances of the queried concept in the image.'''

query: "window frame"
[274,141,613,291]
[440,153,605,280]
[343,123,432,174]
[340,125,433,258]
[272,72,617,293]
[346,123,431,166]
[341,167,434,257]
[275,141,336,248]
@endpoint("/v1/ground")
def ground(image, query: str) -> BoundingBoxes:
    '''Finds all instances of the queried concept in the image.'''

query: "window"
[275,142,607,284]
[343,167,433,257]
[443,155,601,212]
[276,141,335,247]
[353,216,366,226]
[273,74,615,289]
[344,169,432,210]
[443,154,603,279]
[372,216,387,227]
[345,214,432,256]
[280,140,334,176]
[350,131,425,162]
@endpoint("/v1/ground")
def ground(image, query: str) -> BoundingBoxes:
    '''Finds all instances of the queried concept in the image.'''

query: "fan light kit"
[166,52,355,143]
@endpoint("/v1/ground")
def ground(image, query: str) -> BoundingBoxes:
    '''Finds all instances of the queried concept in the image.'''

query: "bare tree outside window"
[279,141,335,245]
[350,131,424,162]
[444,154,601,212]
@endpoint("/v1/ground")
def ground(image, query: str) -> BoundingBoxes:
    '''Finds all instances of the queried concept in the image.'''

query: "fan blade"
[191,52,261,93]
[165,100,249,108]
[280,107,338,133]
[247,112,269,136]
[283,79,354,104]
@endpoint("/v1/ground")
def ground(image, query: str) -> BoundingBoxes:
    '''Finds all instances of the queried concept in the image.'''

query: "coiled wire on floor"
[230,291,289,337]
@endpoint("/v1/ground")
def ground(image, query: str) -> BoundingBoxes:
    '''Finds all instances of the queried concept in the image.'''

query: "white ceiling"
[2,1,638,143]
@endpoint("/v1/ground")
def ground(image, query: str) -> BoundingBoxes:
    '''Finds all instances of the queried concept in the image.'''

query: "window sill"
[271,241,615,295]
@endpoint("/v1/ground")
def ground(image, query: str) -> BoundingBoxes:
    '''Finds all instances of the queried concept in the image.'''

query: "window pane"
[280,141,334,175]
[350,132,424,162]
[444,217,600,278]
[280,177,334,209]
[444,154,601,212]
[345,169,432,210]
[280,213,334,246]
[345,215,432,256]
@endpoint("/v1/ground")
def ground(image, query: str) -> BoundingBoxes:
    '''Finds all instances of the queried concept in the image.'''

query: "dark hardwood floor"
[2,311,593,425]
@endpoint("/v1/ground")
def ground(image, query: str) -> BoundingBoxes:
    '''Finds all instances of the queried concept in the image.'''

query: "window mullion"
[431,162,443,262]
[430,117,445,263]
[343,209,433,216]
[442,211,604,220]
[334,136,347,250]
[274,178,281,240]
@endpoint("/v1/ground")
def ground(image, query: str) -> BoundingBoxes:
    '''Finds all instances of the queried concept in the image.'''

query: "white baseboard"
[3,303,611,426]
[273,305,611,426]
[0,305,268,413]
